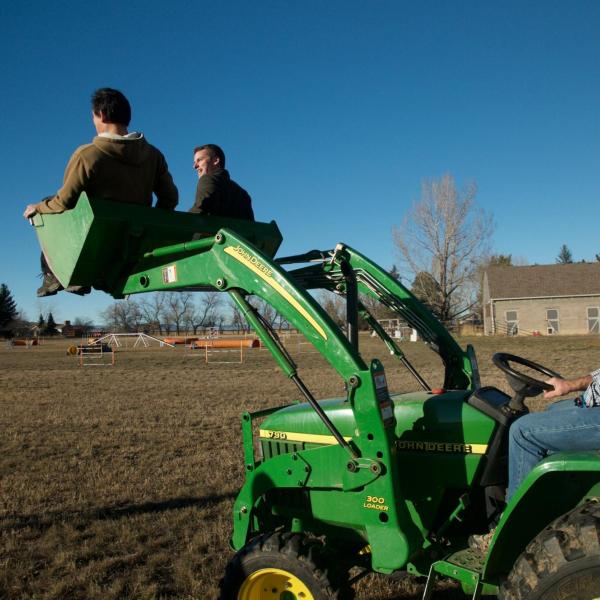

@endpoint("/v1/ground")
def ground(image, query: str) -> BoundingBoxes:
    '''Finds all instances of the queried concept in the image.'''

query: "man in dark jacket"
[189,144,254,221]
[23,88,178,296]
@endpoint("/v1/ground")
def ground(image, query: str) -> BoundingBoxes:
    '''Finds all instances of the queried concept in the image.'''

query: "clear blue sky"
[2,0,599,324]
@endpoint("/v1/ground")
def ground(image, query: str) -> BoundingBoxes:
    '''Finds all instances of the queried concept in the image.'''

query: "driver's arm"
[544,374,593,399]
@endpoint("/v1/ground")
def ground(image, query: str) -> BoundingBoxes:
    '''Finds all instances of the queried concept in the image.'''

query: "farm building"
[483,263,600,336]
[60,320,89,337]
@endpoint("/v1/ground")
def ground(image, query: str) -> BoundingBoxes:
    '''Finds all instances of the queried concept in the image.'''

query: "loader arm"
[283,243,473,390]
[117,229,367,380]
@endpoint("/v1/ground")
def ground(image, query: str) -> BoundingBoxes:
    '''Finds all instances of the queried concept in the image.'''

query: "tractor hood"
[259,389,488,453]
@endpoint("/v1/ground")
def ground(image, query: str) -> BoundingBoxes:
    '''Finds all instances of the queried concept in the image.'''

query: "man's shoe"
[65,285,92,296]
[468,528,496,554]
[37,273,63,297]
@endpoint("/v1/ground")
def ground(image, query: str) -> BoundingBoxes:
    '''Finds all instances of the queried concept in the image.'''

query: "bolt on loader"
[31,195,600,599]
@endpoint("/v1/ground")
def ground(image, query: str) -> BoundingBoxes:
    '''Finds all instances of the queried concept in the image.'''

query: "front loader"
[32,195,600,599]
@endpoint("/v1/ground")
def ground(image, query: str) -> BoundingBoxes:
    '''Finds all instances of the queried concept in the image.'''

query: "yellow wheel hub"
[238,568,315,599]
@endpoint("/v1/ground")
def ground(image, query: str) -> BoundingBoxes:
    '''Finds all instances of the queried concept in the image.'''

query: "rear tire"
[219,532,353,600]
[500,500,600,600]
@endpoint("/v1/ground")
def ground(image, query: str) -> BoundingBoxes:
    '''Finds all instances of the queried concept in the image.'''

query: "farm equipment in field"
[31,196,600,599]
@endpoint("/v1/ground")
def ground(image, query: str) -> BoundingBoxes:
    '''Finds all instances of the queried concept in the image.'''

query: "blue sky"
[2,1,599,323]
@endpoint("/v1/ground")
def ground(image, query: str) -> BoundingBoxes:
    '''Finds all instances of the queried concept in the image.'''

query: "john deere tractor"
[32,195,600,599]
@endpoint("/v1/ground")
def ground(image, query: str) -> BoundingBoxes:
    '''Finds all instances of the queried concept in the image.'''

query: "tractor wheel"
[500,500,600,600]
[219,532,354,600]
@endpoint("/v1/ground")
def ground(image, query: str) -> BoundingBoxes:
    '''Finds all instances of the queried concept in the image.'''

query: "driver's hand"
[23,204,38,219]
[544,377,568,399]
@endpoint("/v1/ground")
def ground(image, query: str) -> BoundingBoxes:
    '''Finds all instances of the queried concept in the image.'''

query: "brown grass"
[1,334,599,599]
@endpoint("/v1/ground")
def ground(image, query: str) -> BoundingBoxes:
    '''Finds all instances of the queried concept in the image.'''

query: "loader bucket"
[31,193,282,295]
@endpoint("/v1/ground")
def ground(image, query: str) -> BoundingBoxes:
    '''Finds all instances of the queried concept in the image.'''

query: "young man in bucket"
[23,87,179,296]
[189,144,254,221]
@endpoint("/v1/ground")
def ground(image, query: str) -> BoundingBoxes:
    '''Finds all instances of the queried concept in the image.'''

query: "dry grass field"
[1,333,599,599]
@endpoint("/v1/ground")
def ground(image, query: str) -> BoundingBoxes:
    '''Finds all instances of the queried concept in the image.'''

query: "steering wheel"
[492,353,562,412]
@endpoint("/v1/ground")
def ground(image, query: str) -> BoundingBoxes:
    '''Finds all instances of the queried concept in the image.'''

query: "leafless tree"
[249,296,289,330]
[393,173,494,324]
[229,300,249,334]
[164,292,194,335]
[138,294,167,335]
[358,292,395,322]
[187,292,222,334]
[101,299,143,332]
[319,291,390,332]
[72,316,94,334]
[319,291,345,327]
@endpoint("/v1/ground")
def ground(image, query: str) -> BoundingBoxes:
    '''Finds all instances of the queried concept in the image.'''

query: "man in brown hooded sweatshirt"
[23,88,179,296]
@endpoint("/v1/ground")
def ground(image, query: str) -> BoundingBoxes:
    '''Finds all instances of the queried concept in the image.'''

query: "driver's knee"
[508,412,538,447]
[508,417,524,449]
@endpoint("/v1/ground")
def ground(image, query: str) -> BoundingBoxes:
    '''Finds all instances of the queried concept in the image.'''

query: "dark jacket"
[189,168,254,221]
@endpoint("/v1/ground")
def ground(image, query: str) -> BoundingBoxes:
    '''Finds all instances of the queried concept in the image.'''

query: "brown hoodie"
[35,134,179,214]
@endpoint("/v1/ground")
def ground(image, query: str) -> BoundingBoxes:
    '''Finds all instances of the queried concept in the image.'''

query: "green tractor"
[32,196,600,599]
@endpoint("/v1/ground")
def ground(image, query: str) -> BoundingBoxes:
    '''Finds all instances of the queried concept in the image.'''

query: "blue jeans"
[507,399,600,501]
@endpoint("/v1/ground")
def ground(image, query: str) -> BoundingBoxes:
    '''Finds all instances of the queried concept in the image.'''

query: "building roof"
[486,263,600,299]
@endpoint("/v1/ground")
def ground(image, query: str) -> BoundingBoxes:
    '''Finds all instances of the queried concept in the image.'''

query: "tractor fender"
[483,450,600,580]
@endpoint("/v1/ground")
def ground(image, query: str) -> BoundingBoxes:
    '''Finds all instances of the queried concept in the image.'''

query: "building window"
[546,309,559,334]
[588,307,599,333]
[505,310,518,336]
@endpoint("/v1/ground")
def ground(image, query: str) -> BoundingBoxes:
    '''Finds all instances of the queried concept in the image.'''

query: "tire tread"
[499,500,600,600]
[219,532,355,599]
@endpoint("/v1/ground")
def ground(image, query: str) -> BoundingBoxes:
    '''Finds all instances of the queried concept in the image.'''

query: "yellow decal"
[260,429,352,445]
[363,495,389,512]
[397,440,488,454]
[224,245,327,340]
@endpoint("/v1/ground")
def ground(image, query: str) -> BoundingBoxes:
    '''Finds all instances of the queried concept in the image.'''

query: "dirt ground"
[1,333,599,599]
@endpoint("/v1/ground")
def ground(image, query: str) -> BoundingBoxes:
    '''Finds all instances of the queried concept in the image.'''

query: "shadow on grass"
[1,491,237,533]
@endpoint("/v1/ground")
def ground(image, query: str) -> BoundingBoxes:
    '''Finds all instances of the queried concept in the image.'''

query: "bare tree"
[164,292,194,335]
[393,173,494,324]
[319,291,345,327]
[358,292,395,321]
[73,316,94,334]
[138,293,167,335]
[101,299,142,332]
[319,291,390,332]
[249,296,289,329]
[187,292,222,334]
[229,300,249,334]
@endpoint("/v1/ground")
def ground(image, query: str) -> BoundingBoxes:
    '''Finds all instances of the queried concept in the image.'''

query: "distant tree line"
[99,292,289,335]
